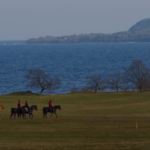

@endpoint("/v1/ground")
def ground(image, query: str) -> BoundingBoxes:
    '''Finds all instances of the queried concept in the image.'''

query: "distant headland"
[26,18,150,43]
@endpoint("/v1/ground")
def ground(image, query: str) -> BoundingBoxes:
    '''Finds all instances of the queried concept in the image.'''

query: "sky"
[0,0,150,40]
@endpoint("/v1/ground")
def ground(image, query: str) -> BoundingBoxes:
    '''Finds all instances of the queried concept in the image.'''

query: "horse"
[10,107,26,119]
[0,105,4,120]
[22,105,37,119]
[0,105,4,110]
[10,108,18,119]
[43,105,61,118]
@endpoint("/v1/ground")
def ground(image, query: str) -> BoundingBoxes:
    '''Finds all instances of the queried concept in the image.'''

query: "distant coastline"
[26,18,150,43]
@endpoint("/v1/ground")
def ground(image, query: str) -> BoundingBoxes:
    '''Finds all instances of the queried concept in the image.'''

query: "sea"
[0,41,150,95]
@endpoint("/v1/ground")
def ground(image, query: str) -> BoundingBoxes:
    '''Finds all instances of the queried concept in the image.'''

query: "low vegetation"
[83,60,150,93]
[1,92,150,149]
[26,60,150,94]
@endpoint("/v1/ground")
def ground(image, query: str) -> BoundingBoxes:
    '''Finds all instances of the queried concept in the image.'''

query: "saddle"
[25,108,28,112]
[49,107,53,112]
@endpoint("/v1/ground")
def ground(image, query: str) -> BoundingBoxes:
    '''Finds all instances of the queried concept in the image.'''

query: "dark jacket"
[25,102,29,108]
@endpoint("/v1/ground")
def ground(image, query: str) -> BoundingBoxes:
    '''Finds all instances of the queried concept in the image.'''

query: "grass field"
[1,92,150,150]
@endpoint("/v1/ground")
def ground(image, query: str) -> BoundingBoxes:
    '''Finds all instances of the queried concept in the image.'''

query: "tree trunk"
[95,88,97,94]
[40,88,44,94]
[116,85,119,92]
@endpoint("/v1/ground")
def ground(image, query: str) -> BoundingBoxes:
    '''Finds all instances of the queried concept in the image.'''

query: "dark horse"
[43,105,61,118]
[10,107,26,119]
[22,105,37,119]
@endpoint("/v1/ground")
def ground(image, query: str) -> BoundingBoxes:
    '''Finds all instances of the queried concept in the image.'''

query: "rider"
[25,100,30,113]
[18,100,21,108]
[49,100,53,112]
[17,100,22,117]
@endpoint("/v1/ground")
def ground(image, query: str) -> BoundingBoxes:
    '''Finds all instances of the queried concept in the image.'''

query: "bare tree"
[106,72,123,92]
[86,74,105,94]
[25,68,61,94]
[70,84,78,93]
[123,60,150,92]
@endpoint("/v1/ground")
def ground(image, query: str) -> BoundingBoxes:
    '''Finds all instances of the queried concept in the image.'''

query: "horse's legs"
[10,114,12,119]
[14,113,16,119]
[50,113,53,117]
[29,113,33,119]
[52,110,57,118]
[43,112,45,118]
[21,114,24,118]
[31,111,33,119]
[55,113,57,118]
[17,112,22,119]
[19,114,21,118]
[23,114,26,119]
[19,114,22,119]
[17,114,19,119]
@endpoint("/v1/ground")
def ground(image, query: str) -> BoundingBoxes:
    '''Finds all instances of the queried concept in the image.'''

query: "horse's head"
[58,105,61,110]
[35,105,37,111]
[31,105,37,111]
[53,105,61,110]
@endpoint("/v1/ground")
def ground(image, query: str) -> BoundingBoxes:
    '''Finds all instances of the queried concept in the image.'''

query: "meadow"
[0,92,150,150]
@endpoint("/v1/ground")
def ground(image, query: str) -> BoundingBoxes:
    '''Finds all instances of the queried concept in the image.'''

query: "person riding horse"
[25,100,30,113]
[17,100,24,118]
[49,100,53,112]
[18,100,21,108]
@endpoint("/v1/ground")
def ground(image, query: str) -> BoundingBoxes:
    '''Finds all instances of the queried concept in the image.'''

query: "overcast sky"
[0,0,150,40]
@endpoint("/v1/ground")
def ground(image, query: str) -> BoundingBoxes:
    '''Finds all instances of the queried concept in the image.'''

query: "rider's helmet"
[50,100,52,102]
[25,100,27,102]
[18,100,20,102]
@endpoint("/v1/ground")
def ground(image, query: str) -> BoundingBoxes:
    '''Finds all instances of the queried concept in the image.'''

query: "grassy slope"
[0,93,150,150]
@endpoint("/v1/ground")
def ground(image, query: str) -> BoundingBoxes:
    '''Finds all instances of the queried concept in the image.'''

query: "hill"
[26,18,150,43]
[128,18,150,32]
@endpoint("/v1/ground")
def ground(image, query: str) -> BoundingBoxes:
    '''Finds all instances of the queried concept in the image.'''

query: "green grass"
[0,93,150,149]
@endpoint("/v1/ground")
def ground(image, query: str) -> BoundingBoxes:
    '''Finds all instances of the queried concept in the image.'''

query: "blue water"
[0,41,150,94]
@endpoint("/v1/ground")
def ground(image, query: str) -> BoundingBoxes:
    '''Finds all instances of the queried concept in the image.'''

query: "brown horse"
[0,105,4,119]
[10,107,26,119]
[0,105,4,110]
[22,105,37,119]
[43,105,61,118]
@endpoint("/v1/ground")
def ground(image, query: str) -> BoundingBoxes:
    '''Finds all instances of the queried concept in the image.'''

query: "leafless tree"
[123,60,150,92]
[106,72,123,92]
[86,74,105,93]
[70,84,78,93]
[25,68,61,94]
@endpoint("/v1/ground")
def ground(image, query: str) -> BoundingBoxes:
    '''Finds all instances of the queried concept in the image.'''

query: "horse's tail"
[42,108,45,114]
[11,108,14,114]
[10,108,14,119]
[43,107,47,118]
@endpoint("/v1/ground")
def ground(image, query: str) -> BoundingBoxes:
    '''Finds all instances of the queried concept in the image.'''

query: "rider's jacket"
[18,102,21,108]
[49,102,53,107]
[25,103,29,108]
